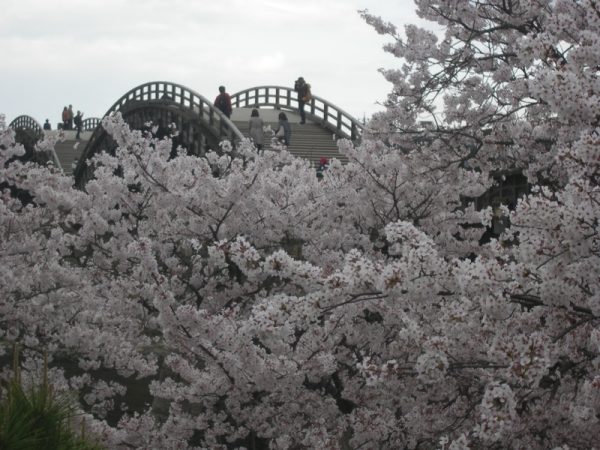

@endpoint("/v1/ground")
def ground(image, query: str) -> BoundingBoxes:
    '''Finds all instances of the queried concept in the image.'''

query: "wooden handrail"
[82,117,100,131]
[101,81,244,142]
[230,86,363,141]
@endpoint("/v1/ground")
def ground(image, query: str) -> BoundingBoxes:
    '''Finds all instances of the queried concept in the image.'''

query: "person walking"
[43,119,51,131]
[294,77,311,124]
[275,112,291,146]
[248,109,264,152]
[74,110,84,140]
[214,86,232,118]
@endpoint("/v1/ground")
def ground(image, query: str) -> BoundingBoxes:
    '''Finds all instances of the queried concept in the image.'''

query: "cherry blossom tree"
[1,0,600,448]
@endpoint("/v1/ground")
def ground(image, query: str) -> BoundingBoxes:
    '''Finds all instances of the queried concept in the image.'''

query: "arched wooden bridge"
[9,81,364,185]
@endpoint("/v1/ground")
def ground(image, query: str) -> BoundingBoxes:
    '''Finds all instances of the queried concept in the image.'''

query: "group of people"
[248,107,326,179]
[213,77,312,150]
[59,105,84,139]
[247,109,290,150]
[214,78,326,178]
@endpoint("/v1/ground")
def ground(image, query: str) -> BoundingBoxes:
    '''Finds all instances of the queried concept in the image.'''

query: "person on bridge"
[74,111,84,140]
[249,109,265,151]
[316,157,329,180]
[275,112,291,146]
[61,106,69,130]
[67,104,74,130]
[294,77,311,125]
[214,86,232,118]
[43,119,51,131]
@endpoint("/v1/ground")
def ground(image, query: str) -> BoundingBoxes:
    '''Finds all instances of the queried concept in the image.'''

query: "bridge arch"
[231,86,363,141]
[8,115,62,169]
[9,115,44,139]
[75,81,245,187]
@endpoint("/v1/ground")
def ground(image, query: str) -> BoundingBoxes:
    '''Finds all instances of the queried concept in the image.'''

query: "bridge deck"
[231,108,348,166]
[53,131,92,175]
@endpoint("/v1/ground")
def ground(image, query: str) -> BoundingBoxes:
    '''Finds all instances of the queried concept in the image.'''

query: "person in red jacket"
[61,106,69,130]
[214,86,232,118]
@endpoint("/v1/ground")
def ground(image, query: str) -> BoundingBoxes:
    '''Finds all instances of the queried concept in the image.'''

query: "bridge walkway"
[53,131,93,175]
[230,108,347,167]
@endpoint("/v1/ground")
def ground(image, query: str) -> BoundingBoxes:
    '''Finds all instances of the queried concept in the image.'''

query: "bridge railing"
[82,117,100,131]
[75,81,246,187]
[104,81,244,142]
[9,115,44,137]
[9,115,63,170]
[231,86,363,141]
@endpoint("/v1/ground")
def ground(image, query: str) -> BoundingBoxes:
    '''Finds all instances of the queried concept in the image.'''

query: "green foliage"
[0,349,104,450]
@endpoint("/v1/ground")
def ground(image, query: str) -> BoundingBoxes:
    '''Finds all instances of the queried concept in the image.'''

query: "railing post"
[208,102,214,127]
[337,111,342,133]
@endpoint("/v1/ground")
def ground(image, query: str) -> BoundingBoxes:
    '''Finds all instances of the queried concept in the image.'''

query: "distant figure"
[316,156,329,180]
[61,106,69,130]
[294,77,311,125]
[248,109,264,151]
[74,110,84,140]
[214,86,232,118]
[43,119,51,131]
[275,112,291,146]
[67,104,74,130]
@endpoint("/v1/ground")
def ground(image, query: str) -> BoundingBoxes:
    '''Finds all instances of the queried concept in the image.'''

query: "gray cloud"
[1,0,423,124]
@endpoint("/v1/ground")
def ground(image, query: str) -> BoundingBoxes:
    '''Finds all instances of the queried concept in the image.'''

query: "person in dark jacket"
[294,77,311,124]
[275,112,291,146]
[74,111,84,139]
[43,119,51,131]
[214,86,233,118]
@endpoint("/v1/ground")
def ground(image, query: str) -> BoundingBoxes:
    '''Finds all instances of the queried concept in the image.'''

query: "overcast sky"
[1,0,430,126]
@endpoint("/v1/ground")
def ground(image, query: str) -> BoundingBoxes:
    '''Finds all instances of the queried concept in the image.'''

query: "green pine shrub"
[0,348,104,450]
